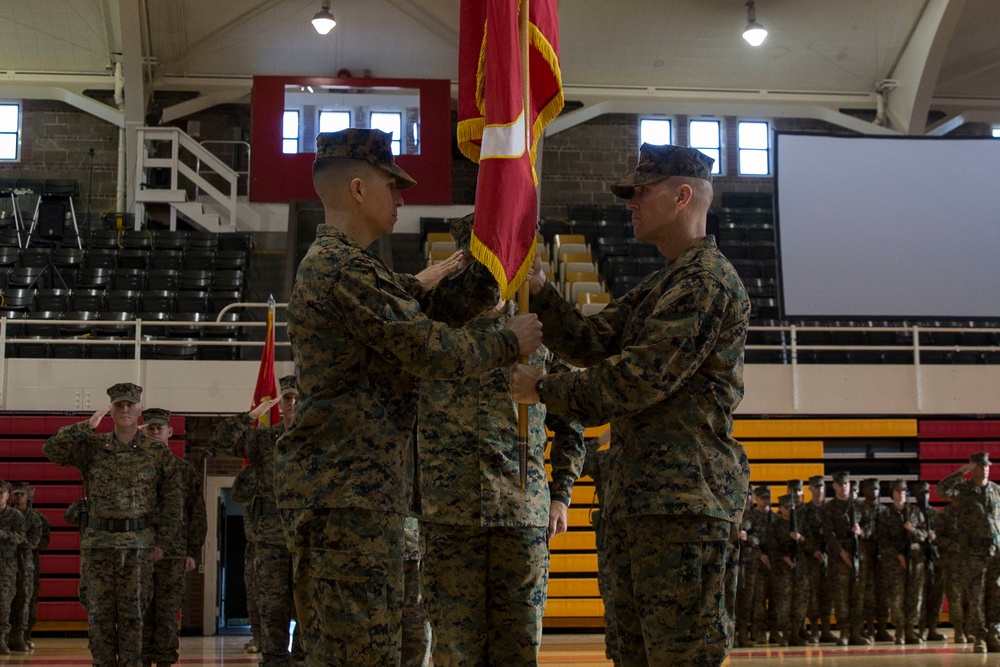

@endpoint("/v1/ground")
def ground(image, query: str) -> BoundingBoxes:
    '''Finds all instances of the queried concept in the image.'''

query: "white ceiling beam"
[0,84,122,127]
[925,109,1000,136]
[884,0,966,135]
[161,89,252,123]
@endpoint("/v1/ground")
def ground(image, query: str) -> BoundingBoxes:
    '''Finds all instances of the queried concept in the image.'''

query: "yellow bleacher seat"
[568,281,603,303]
[544,598,605,618]
[550,553,598,573]
[427,249,455,264]
[580,302,608,315]
[564,271,600,285]
[547,578,601,598]
[734,418,918,439]
[548,531,597,552]
[424,232,452,253]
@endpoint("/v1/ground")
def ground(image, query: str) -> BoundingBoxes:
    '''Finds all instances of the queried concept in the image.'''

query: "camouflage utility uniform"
[764,507,813,645]
[401,517,430,667]
[0,502,26,654]
[742,504,775,644]
[213,415,295,665]
[798,499,830,642]
[935,503,969,641]
[936,468,1000,649]
[419,334,585,666]
[532,234,751,665]
[876,502,927,641]
[820,496,871,644]
[9,487,44,651]
[277,223,520,666]
[582,441,619,663]
[22,496,49,648]
[44,422,182,667]
[143,457,207,665]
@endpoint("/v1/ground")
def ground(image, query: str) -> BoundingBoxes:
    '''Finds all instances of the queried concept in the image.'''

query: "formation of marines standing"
[734,453,1000,654]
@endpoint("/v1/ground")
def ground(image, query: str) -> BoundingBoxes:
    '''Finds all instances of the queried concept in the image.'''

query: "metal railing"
[195,140,251,199]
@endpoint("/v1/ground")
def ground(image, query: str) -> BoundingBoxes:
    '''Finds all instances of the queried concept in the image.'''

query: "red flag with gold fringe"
[251,298,279,427]
[458,0,564,300]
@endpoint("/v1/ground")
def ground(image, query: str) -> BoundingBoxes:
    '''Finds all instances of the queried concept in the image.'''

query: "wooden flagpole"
[518,0,531,490]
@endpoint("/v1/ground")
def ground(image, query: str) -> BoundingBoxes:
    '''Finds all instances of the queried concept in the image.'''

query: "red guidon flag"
[458,0,564,299]
[251,298,280,427]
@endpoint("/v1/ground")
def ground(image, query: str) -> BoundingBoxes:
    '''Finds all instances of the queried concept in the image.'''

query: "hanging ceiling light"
[742,0,767,46]
[312,0,336,35]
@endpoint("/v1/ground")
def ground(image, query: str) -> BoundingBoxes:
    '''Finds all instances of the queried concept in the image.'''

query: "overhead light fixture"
[742,0,767,46]
[312,0,336,35]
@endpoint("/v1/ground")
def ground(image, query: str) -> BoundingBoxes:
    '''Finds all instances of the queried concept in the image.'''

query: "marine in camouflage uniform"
[936,451,1000,654]
[764,495,813,646]
[875,479,927,644]
[276,129,536,667]
[43,383,183,667]
[858,478,891,641]
[140,409,208,667]
[0,481,27,655]
[934,501,969,643]
[581,434,619,663]
[800,475,834,643]
[910,481,945,641]
[741,486,775,645]
[230,463,262,653]
[511,143,751,666]
[819,471,872,646]
[212,377,300,666]
[8,482,46,653]
[419,331,585,666]
[734,487,755,647]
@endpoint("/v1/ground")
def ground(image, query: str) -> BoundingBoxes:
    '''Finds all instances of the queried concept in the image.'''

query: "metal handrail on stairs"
[135,126,240,230]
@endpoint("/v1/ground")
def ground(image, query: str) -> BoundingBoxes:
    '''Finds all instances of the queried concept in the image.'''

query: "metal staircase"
[133,126,240,232]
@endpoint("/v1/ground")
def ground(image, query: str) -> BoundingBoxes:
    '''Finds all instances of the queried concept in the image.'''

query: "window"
[282,110,299,154]
[738,121,770,175]
[319,110,351,133]
[993,126,1000,139]
[370,112,402,155]
[689,119,721,174]
[0,103,20,161]
[639,118,672,146]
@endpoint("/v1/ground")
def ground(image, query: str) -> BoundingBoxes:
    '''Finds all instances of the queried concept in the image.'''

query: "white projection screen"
[774,133,1000,320]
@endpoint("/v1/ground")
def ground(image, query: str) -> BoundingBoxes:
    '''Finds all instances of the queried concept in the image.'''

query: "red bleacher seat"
[919,420,1000,439]
[40,554,81,575]
[37,601,86,622]
[47,532,81,551]
[0,438,47,458]
[31,485,84,505]
[919,441,1000,460]
[5,461,81,482]
[920,463,1000,482]
[37,508,75,529]
[39,578,80,598]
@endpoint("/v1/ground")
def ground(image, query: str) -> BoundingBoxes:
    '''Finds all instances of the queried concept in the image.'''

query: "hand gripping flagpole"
[518,0,531,490]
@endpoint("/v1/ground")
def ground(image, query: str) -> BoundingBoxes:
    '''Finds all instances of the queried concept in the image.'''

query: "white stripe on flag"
[480,111,526,159]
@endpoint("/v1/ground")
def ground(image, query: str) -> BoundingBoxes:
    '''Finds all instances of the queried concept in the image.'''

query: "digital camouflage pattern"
[315,129,416,189]
[532,235,750,524]
[610,143,715,199]
[9,496,44,649]
[82,547,153,666]
[43,422,183,550]
[936,467,1000,647]
[581,441,619,662]
[418,335,584,526]
[143,457,208,665]
[420,523,548,666]
[416,301,584,665]
[876,502,927,639]
[738,506,774,644]
[918,502,945,640]
[284,507,405,667]
[278,223,519,515]
[532,235,749,663]
[797,500,830,641]
[280,218,521,666]
[0,505,26,645]
[212,415,294,665]
[859,494,888,640]
[935,503,969,640]
[23,504,48,645]
[607,516,738,665]
[43,421,183,666]
[231,464,262,647]
[820,497,872,641]
[764,510,813,645]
